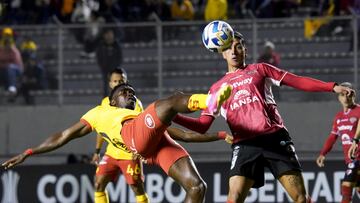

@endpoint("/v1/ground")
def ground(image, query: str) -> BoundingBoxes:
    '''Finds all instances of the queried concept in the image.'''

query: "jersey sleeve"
[319,117,339,156]
[80,106,100,131]
[281,72,335,92]
[330,116,339,136]
[320,134,338,156]
[258,63,287,86]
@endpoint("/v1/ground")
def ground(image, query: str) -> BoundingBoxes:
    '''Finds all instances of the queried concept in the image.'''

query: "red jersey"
[203,63,287,142]
[322,104,360,164]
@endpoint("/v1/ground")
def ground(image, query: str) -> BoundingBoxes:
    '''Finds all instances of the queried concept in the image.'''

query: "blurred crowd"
[0,27,48,105]
[0,0,359,105]
[0,0,351,25]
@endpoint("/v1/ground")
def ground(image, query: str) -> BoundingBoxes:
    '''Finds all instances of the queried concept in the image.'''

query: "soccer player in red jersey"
[2,83,232,203]
[173,31,354,203]
[318,82,360,203]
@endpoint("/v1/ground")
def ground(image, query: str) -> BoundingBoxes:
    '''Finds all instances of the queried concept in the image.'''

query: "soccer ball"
[202,20,234,53]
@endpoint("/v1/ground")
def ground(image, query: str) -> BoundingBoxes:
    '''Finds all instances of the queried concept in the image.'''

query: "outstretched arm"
[173,114,215,134]
[167,127,233,143]
[2,121,92,169]
[282,72,353,95]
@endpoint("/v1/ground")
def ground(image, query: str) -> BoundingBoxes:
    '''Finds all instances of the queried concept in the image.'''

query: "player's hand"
[333,85,354,96]
[348,142,358,160]
[2,153,27,169]
[224,133,234,144]
[316,155,325,167]
[91,153,100,166]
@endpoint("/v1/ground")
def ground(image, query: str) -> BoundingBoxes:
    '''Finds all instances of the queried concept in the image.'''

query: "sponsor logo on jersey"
[338,125,353,131]
[350,117,357,123]
[245,70,257,75]
[230,96,260,110]
[341,134,352,145]
[99,132,132,153]
[231,77,253,88]
[234,89,251,100]
[145,114,155,129]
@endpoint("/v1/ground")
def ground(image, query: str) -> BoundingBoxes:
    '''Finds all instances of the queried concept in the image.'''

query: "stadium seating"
[6,20,356,105]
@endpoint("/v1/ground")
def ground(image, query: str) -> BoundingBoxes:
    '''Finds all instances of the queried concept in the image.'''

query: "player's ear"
[222,51,227,59]
[110,99,116,106]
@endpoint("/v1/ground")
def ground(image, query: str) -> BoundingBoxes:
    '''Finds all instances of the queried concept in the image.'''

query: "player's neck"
[343,103,356,111]
[228,64,246,72]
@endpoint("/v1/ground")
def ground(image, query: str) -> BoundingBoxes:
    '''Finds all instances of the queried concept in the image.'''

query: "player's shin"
[94,191,109,203]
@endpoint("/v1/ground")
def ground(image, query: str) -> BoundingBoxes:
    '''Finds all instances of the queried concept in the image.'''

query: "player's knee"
[188,179,207,196]
[130,182,146,196]
[292,194,307,203]
[94,181,105,192]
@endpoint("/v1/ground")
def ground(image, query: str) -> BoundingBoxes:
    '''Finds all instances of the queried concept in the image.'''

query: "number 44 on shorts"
[126,164,141,176]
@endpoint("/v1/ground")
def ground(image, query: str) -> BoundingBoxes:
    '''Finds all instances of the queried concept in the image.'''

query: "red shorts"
[122,103,189,174]
[96,155,144,185]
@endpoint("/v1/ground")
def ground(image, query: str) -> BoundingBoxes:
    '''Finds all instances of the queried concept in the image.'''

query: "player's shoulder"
[255,62,282,71]
[351,104,360,113]
[87,105,104,114]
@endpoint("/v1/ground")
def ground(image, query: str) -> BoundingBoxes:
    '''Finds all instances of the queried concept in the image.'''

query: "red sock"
[341,185,353,203]
[306,196,313,203]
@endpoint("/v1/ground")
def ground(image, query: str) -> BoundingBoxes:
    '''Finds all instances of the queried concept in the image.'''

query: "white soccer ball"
[202,20,234,53]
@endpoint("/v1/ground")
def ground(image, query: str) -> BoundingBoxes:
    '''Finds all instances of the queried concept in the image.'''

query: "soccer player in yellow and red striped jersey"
[91,68,148,203]
[2,82,233,203]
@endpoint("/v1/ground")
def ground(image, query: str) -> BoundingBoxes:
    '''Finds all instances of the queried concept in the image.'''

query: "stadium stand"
[0,18,355,106]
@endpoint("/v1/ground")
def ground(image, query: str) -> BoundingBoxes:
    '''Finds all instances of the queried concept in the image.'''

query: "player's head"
[109,83,136,110]
[103,28,115,44]
[234,31,245,45]
[108,68,128,89]
[338,82,356,108]
[264,41,275,54]
[222,30,246,68]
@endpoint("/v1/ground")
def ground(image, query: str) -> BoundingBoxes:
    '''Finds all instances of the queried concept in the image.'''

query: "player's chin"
[229,60,240,67]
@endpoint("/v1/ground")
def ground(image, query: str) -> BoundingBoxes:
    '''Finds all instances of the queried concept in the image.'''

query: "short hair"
[264,41,275,50]
[109,83,135,105]
[234,31,245,45]
[108,68,128,81]
[340,82,353,89]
